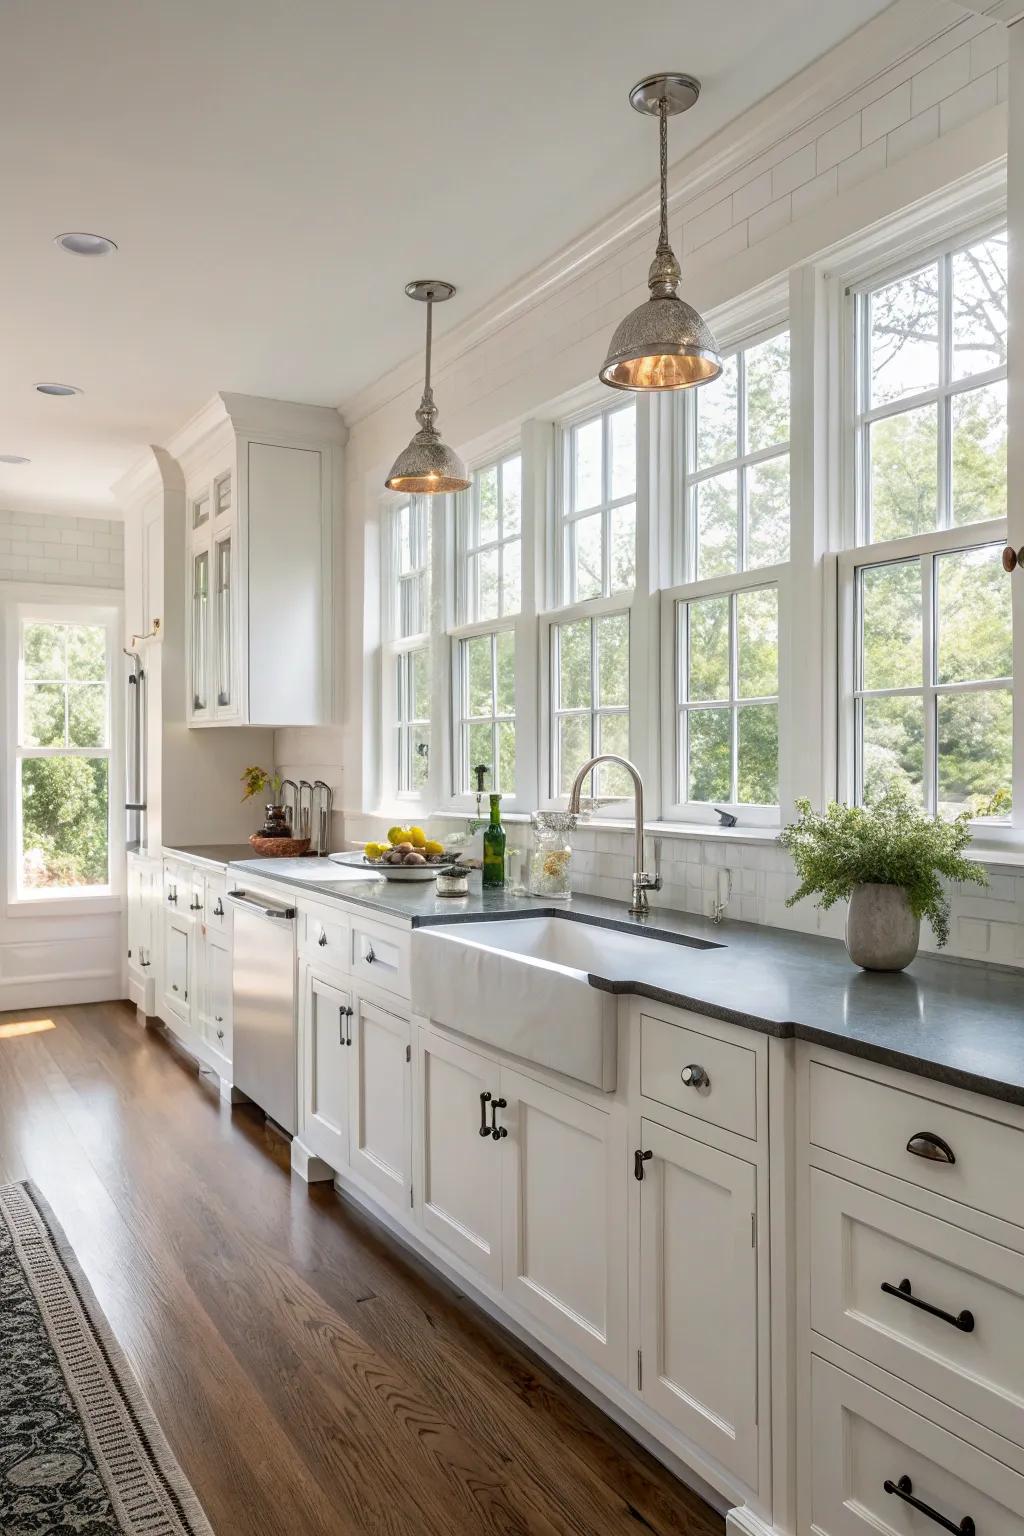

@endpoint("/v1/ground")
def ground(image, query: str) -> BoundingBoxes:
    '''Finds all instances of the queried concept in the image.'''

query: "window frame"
[380,496,434,806]
[555,397,638,606]
[4,594,123,912]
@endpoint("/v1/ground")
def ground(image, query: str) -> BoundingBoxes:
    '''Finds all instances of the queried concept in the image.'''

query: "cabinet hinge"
[405,1044,411,1063]
[751,1210,756,1248]
[637,1349,643,1391]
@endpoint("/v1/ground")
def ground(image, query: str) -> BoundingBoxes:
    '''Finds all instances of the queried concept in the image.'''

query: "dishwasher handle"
[228,889,296,921]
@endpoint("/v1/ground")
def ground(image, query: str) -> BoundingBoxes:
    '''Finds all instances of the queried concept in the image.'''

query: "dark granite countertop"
[164,843,258,870]
[196,850,1024,1107]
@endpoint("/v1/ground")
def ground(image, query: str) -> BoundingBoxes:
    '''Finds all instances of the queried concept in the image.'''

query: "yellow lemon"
[386,825,404,845]
[364,841,384,860]
[409,826,427,848]
[424,839,445,858]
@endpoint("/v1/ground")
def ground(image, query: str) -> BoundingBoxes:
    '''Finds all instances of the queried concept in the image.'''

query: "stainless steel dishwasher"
[228,888,298,1134]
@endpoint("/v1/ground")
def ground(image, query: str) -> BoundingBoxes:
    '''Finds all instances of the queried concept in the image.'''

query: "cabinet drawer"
[640,1012,756,1139]
[808,1059,1024,1229]
[810,1355,1024,1535]
[350,915,409,999]
[299,904,350,970]
[810,1168,1024,1448]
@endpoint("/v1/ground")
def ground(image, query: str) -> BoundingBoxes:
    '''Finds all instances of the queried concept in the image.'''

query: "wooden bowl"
[248,834,311,858]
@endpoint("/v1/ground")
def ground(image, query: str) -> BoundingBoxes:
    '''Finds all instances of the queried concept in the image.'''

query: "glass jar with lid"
[527,812,576,899]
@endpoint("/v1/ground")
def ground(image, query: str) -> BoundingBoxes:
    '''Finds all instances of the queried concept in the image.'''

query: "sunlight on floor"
[0,1018,57,1040]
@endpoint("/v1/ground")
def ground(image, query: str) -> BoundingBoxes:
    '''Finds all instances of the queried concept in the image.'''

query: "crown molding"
[164,391,348,476]
[110,444,184,508]
[338,0,984,431]
[954,0,1024,22]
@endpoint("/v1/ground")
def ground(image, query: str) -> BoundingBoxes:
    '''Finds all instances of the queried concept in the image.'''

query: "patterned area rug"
[0,1181,214,1535]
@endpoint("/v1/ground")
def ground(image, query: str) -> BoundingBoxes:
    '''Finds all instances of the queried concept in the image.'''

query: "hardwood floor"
[0,1000,725,1536]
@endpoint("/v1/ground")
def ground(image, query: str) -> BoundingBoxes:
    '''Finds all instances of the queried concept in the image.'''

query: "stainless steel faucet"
[567,754,661,915]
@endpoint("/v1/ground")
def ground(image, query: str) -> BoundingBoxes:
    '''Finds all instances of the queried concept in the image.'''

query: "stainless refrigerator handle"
[227,890,296,921]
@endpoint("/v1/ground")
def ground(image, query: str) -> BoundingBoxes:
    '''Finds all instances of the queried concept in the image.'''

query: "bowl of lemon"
[358,826,458,882]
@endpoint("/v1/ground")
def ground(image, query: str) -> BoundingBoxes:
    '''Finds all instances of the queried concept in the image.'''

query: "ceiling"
[1,0,895,516]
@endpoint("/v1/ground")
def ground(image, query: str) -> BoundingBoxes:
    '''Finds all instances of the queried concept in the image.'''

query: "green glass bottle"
[482,793,506,889]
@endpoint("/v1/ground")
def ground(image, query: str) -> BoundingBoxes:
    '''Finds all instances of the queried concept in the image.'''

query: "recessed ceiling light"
[35,382,82,397]
[0,454,30,465]
[54,231,117,257]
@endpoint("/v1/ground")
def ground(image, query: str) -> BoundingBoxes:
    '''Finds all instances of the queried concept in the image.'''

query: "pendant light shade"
[385,280,469,495]
[599,74,722,393]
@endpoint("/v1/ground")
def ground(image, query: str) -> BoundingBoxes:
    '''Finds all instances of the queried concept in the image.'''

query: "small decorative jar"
[436,863,470,898]
[259,804,293,838]
[527,812,575,899]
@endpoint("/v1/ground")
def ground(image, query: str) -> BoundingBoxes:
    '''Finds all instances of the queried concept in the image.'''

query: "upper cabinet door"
[212,530,235,719]
[638,1117,759,1487]
[500,1068,627,1381]
[348,994,411,1209]
[189,545,210,721]
[415,1027,502,1286]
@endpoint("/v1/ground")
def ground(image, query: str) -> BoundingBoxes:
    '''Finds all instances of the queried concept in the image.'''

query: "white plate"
[330,850,459,882]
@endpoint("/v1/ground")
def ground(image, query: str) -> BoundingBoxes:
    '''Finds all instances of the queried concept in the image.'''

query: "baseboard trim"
[0,975,122,1013]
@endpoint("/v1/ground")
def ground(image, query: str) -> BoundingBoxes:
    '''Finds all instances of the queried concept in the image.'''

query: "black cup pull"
[881,1277,974,1333]
[479,1091,492,1137]
[634,1149,653,1181]
[884,1475,975,1536]
[907,1131,956,1165]
[489,1098,508,1140]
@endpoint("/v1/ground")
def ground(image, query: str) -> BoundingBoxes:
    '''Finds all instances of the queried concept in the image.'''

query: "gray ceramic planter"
[845,883,920,971]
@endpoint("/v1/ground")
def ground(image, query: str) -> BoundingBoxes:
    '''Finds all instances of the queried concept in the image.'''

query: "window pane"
[467,721,493,788]
[610,502,636,592]
[573,417,602,511]
[68,684,106,748]
[746,332,790,452]
[558,714,591,796]
[687,596,730,703]
[869,264,940,406]
[738,705,778,804]
[474,548,500,622]
[477,466,499,545]
[737,588,778,699]
[502,538,522,616]
[861,561,921,691]
[688,710,732,803]
[597,712,632,796]
[696,470,739,579]
[410,725,430,790]
[399,573,425,639]
[861,695,924,803]
[868,404,938,541]
[24,623,65,681]
[951,380,1007,525]
[66,625,106,681]
[936,546,1011,684]
[23,683,65,747]
[558,620,591,710]
[465,635,493,718]
[497,719,516,793]
[609,404,636,499]
[502,455,522,535]
[411,647,431,719]
[597,614,629,708]
[951,234,1008,382]
[747,454,790,568]
[495,630,516,717]
[21,756,109,890]
[937,689,1012,817]
[696,352,738,469]
[397,504,412,573]
[572,513,603,601]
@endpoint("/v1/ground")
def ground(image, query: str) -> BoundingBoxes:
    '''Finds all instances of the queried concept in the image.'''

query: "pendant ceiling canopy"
[385,280,469,495]
[599,74,722,393]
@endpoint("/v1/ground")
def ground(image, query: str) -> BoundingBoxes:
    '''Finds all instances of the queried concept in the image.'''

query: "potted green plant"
[241,765,290,837]
[779,789,988,971]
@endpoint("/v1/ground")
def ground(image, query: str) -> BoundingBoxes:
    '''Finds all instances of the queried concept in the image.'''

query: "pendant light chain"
[658,95,669,250]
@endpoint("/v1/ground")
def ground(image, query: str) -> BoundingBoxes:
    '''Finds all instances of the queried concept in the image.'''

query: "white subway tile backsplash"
[861,81,911,144]
[911,43,970,116]
[816,114,861,174]
[0,510,123,589]
[886,106,939,164]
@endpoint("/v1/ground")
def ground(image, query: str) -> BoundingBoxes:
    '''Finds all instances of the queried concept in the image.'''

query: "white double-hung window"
[663,325,790,822]
[840,226,1011,820]
[450,452,523,801]
[382,497,432,800]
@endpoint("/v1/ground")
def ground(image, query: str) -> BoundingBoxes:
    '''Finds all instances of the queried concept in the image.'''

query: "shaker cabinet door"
[301,971,352,1172]
[348,994,411,1209]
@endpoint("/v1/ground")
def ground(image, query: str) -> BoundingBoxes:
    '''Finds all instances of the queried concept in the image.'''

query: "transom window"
[854,230,1007,542]
[683,329,790,580]
[551,613,631,799]
[560,401,636,602]
[853,543,1011,816]
[14,616,113,896]
[459,453,522,622]
[675,587,779,807]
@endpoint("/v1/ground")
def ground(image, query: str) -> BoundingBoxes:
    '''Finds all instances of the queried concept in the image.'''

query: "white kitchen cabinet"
[126,853,159,1014]
[416,1028,503,1285]
[348,993,412,1207]
[300,969,353,1173]
[500,1067,627,1376]
[204,937,232,1065]
[163,911,192,1023]
[168,393,345,728]
[638,1117,759,1485]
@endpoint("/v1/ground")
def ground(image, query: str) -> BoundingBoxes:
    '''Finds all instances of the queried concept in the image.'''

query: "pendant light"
[599,74,722,392]
[385,279,470,494]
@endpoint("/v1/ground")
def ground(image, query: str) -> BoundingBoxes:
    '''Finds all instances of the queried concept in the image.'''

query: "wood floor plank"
[0,1001,726,1536]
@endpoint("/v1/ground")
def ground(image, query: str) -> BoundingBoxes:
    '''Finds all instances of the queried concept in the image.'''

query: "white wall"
[276,0,1021,966]
[0,509,126,1010]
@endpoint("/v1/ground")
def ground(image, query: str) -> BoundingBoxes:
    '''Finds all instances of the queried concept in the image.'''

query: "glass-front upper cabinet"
[185,457,238,726]
[191,548,209,716]
[214,533,233,712]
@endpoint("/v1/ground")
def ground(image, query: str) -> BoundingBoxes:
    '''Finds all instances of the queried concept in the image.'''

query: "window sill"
[6,892,124,918]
